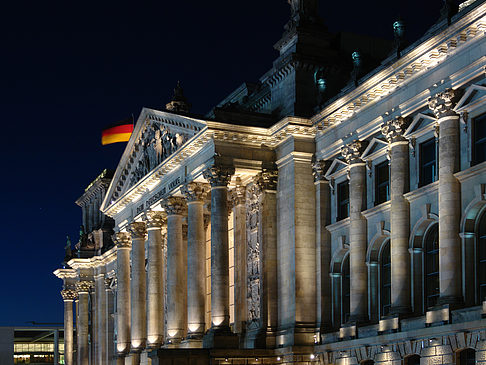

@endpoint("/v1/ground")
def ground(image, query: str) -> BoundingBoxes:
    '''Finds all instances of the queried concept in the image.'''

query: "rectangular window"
[337,181,349,221]
[375,161,390,206]
[473,114,486,165]
[419,138,436,187]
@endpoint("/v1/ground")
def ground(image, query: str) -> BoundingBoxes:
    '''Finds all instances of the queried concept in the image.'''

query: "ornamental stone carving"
[341,140,367,164]
[128,222,147,239]
[61,289,78,301]
[180,182,210,202]
[144,211,166,229]
[428,88,459,119]
[255,169,278,191]
[112,232,131,248]
[312,160,331,182]
[381,116,410,143]
[161,197,187,216]
[203,166,235,187]
[231,177,246,206]
[76,280,94,294]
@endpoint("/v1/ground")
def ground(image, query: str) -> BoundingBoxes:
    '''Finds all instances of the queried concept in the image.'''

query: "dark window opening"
[405,355,421,365]
[425,224,439,308]
[457,348,475,365]
[478,213,486,302]
[361,361,374,365]
[419,138,437,187]
[337,181,350,221]
[342,255,350,324]
[381,240,391,316]
[473,114,486,165]
[375,161,390,206]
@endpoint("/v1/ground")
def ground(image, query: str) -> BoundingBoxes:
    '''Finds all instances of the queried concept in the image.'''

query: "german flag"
[102,119,134,145]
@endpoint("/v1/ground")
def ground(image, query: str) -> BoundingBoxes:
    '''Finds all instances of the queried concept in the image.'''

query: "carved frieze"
[203,166,235,187]
[381,116,410,143]
[428,88,459,119]
[112,232,131,248]
[181,182,210,202]
[128,222,147,239]
[162,197,187,216]
[341,140,367,164]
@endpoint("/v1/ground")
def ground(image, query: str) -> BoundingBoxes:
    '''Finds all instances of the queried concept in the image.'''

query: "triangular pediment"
[102,108,207,210]
[455,83,486,112]
[361,138,388,160]
[324,158,348,179]
[404,113,436,136]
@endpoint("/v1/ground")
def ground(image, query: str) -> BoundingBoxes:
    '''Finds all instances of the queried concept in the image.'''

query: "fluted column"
[162,197,187,343]
[128,222,147,354]
[382,117,411,314]
[76,280,93,365]
[113,232,131,356]
[144,211,166,348]
[95,271,107,364]
[203,165,235,330]
[61,288,77,365]
[429,89,463,305]
[342,141,368,322]
[313,160,332,330]
[181,182,210,339]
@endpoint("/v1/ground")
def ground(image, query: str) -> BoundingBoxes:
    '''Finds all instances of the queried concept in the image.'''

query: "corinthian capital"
[144,211,166,229]
[203,165,235,187]
[161,197,187,216]
[381,116,410,143]
[75,280,93,294]
[312,160,331,182]
[128,222,146,239]
[61,289,78,301]
[428,88,459,119]
[341,140,367,164]
[255,169,278,190]
[231,177,246,205]
[181,182,210,202]
[112,232,131,248]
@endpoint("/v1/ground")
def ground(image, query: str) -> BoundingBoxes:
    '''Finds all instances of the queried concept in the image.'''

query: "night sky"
[0,0,444,325]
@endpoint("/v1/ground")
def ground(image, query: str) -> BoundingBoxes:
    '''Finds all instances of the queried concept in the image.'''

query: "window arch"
[380,240,391,316]
[478,212,486,302]
[457,348,475,365]
[424,224,439,309]
[342,254,350,324]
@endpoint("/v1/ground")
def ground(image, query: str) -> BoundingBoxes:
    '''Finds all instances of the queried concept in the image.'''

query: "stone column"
[95,271,107,364]
[105,278,115,365]
[313,160,332,330]
[429,89,463,305]
[76,280,93,365]
[232,179,247,334]
[341,141,368,322]
[162,197,187,343]
[113,232,131,356]
[181,182,210,340]
[61,288,77,365]
[381,117,411,314]
[128,222,147,354]
[144,211,166,348]
[203,166,235,330]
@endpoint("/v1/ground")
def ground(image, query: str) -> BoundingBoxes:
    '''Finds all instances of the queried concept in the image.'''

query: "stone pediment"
[454,83,486,112]
[404,112,437,136]
[360,138,388,160]
[103,108,207,208]
[324,158,348,179]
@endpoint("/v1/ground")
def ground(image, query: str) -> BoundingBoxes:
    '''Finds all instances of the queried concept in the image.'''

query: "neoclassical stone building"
[55,1,486,364]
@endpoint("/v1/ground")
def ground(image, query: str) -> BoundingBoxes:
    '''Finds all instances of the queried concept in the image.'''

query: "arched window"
[478,213,486,302]
[380,240,391,316]
[342,254,350,324]
[424,224,439,308]
[457,348,475,365]
[405,355,420,365]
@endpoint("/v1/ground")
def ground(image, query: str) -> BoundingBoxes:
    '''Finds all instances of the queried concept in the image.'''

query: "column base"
[202,327,239,349]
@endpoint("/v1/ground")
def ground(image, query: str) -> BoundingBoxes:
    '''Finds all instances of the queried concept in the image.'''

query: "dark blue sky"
[0,0,443,325]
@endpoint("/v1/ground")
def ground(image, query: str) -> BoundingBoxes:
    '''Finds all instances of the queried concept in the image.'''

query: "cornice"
[53,268,77,280]
[311,3,486,129]
[66,246,117,270]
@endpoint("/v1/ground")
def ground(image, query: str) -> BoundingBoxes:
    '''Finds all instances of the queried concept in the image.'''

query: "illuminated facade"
[55,1,486,364]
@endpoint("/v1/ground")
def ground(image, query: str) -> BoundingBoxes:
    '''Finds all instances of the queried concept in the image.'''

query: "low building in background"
[55,1,486,365]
